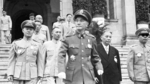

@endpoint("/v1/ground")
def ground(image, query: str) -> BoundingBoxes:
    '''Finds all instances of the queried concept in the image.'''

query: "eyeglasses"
[139,33,149,37]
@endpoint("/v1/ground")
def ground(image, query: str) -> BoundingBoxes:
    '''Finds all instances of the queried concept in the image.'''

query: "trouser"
[134,81,150,84]
[13,78,37,84]
[1,30,11,44]
[46,77,64,84]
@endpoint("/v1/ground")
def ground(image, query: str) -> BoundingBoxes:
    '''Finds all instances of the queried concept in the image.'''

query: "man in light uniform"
[0,10,12,44]
[127,22,150,84]
[7,20,44,84]
[41,28,64,84]
[32,21,46,44]
[35,15,51,40]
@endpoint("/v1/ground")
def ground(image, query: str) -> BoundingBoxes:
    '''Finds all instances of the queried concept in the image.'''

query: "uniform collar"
[138,41,147,48]
[76,30,86,39]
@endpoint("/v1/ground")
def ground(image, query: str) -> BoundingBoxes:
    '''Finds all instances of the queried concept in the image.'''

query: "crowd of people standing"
[7,8,150,84]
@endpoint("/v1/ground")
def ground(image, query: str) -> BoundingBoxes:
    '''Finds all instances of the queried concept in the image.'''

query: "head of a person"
[57,16,61,22]
[74,9,92,31]
[35,21,42,32]
[21,20,36,38]
[66,14,72,22]
[136,21,150,44]
[2,10,7,16]
[101,30,112,46]
[29,13,35,21]
[59,17,65,23]
[35,15,43,23]
[52,28,62,40]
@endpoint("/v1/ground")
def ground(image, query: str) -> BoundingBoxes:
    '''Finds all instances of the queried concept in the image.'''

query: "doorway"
[11,10,37,41]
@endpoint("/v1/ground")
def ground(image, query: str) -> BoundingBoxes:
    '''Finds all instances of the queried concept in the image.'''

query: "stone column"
[0,0,3,16]
[123,0,137,45]
[60,0,73,17]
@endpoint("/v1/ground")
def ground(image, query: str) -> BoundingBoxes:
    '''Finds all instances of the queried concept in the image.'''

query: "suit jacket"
[127,42,150,82]
[96,43,122,84]
[58,32,103,84]
[7,39,44,80]
[62,22,76,38]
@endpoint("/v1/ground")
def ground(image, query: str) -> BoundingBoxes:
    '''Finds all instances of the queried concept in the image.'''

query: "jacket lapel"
[108,46,114,61]
[98,43,109,61]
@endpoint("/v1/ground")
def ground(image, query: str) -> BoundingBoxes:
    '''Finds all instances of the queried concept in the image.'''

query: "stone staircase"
[114,45,134,84]
[0,44,134,84]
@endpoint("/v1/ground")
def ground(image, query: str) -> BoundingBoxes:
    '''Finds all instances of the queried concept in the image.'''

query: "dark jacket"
[96,43,122,84]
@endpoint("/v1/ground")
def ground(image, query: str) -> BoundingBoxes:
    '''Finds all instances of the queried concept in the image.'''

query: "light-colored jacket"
[32,32,46,44]
[127,42,150,82]
[7,39,44,80]
[0,15,12,30]
[62,22,76,38]
[40,25,51,40]
[42,40,61,77]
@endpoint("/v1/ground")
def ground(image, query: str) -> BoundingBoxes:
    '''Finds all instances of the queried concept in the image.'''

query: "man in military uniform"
[57,9,103,84]
[32,21,46,44]
[127,22,150,84]
[0,10,12,44]
[35,15,51,40]
[7,20,44,84]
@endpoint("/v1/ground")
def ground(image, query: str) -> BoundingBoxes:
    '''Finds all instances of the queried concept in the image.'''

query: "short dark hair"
[29,13,35,17]
[66,13,72,17]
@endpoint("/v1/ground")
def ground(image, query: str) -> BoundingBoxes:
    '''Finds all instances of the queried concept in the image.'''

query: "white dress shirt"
[102,42,109,54]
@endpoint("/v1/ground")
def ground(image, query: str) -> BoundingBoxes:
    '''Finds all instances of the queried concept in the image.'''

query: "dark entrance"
[11,10,37,41]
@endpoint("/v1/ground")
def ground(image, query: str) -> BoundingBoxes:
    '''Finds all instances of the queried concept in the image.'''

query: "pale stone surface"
[124,0,136,36]
[60,0,73,17]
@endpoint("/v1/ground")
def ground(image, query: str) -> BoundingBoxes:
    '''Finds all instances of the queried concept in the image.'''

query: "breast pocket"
[85,44,92,55]
[69,44,79,55]
[47,49,54,59]
[135,53,144,64]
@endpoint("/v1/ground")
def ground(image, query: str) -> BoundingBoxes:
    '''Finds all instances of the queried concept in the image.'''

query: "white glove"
[97,70,103,75]
[58,72,66,79]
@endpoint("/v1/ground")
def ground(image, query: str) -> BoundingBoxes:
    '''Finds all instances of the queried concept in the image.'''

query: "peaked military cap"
[135,23,150,36]
[74,9,92,25]
[21,20,36,30]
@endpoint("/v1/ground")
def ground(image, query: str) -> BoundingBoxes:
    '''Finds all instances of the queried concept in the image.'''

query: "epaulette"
[85,33,96,39]
[130,44,137,48]
[13,38,22,43]
[66,33,75,37]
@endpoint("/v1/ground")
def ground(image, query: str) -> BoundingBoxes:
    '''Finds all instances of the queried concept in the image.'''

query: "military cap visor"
[21,20,36,30]
[74,9,92,24]
[135,28,150,36]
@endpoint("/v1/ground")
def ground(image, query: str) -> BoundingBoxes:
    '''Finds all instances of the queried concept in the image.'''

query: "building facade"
[0,0,140,45]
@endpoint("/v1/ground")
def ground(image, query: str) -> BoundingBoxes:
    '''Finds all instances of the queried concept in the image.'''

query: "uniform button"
[82,57,84,59]
[82,43,84,45]
[82,50,84,52]
[82,64,84,67]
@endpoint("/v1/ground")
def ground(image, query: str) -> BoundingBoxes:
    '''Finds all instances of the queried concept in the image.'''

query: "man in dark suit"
[96,30,122,84]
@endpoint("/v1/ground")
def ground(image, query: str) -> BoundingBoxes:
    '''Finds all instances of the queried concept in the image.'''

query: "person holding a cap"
[7,20,44,84]
[57,9,103,84]
[127,22,150,84]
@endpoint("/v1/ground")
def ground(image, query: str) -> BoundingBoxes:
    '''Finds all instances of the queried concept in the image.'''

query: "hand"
[7,75,13,81]
[97,70,103,75]
[37,76,43,84]
[94,77,99,83]
[58,72,66,79]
